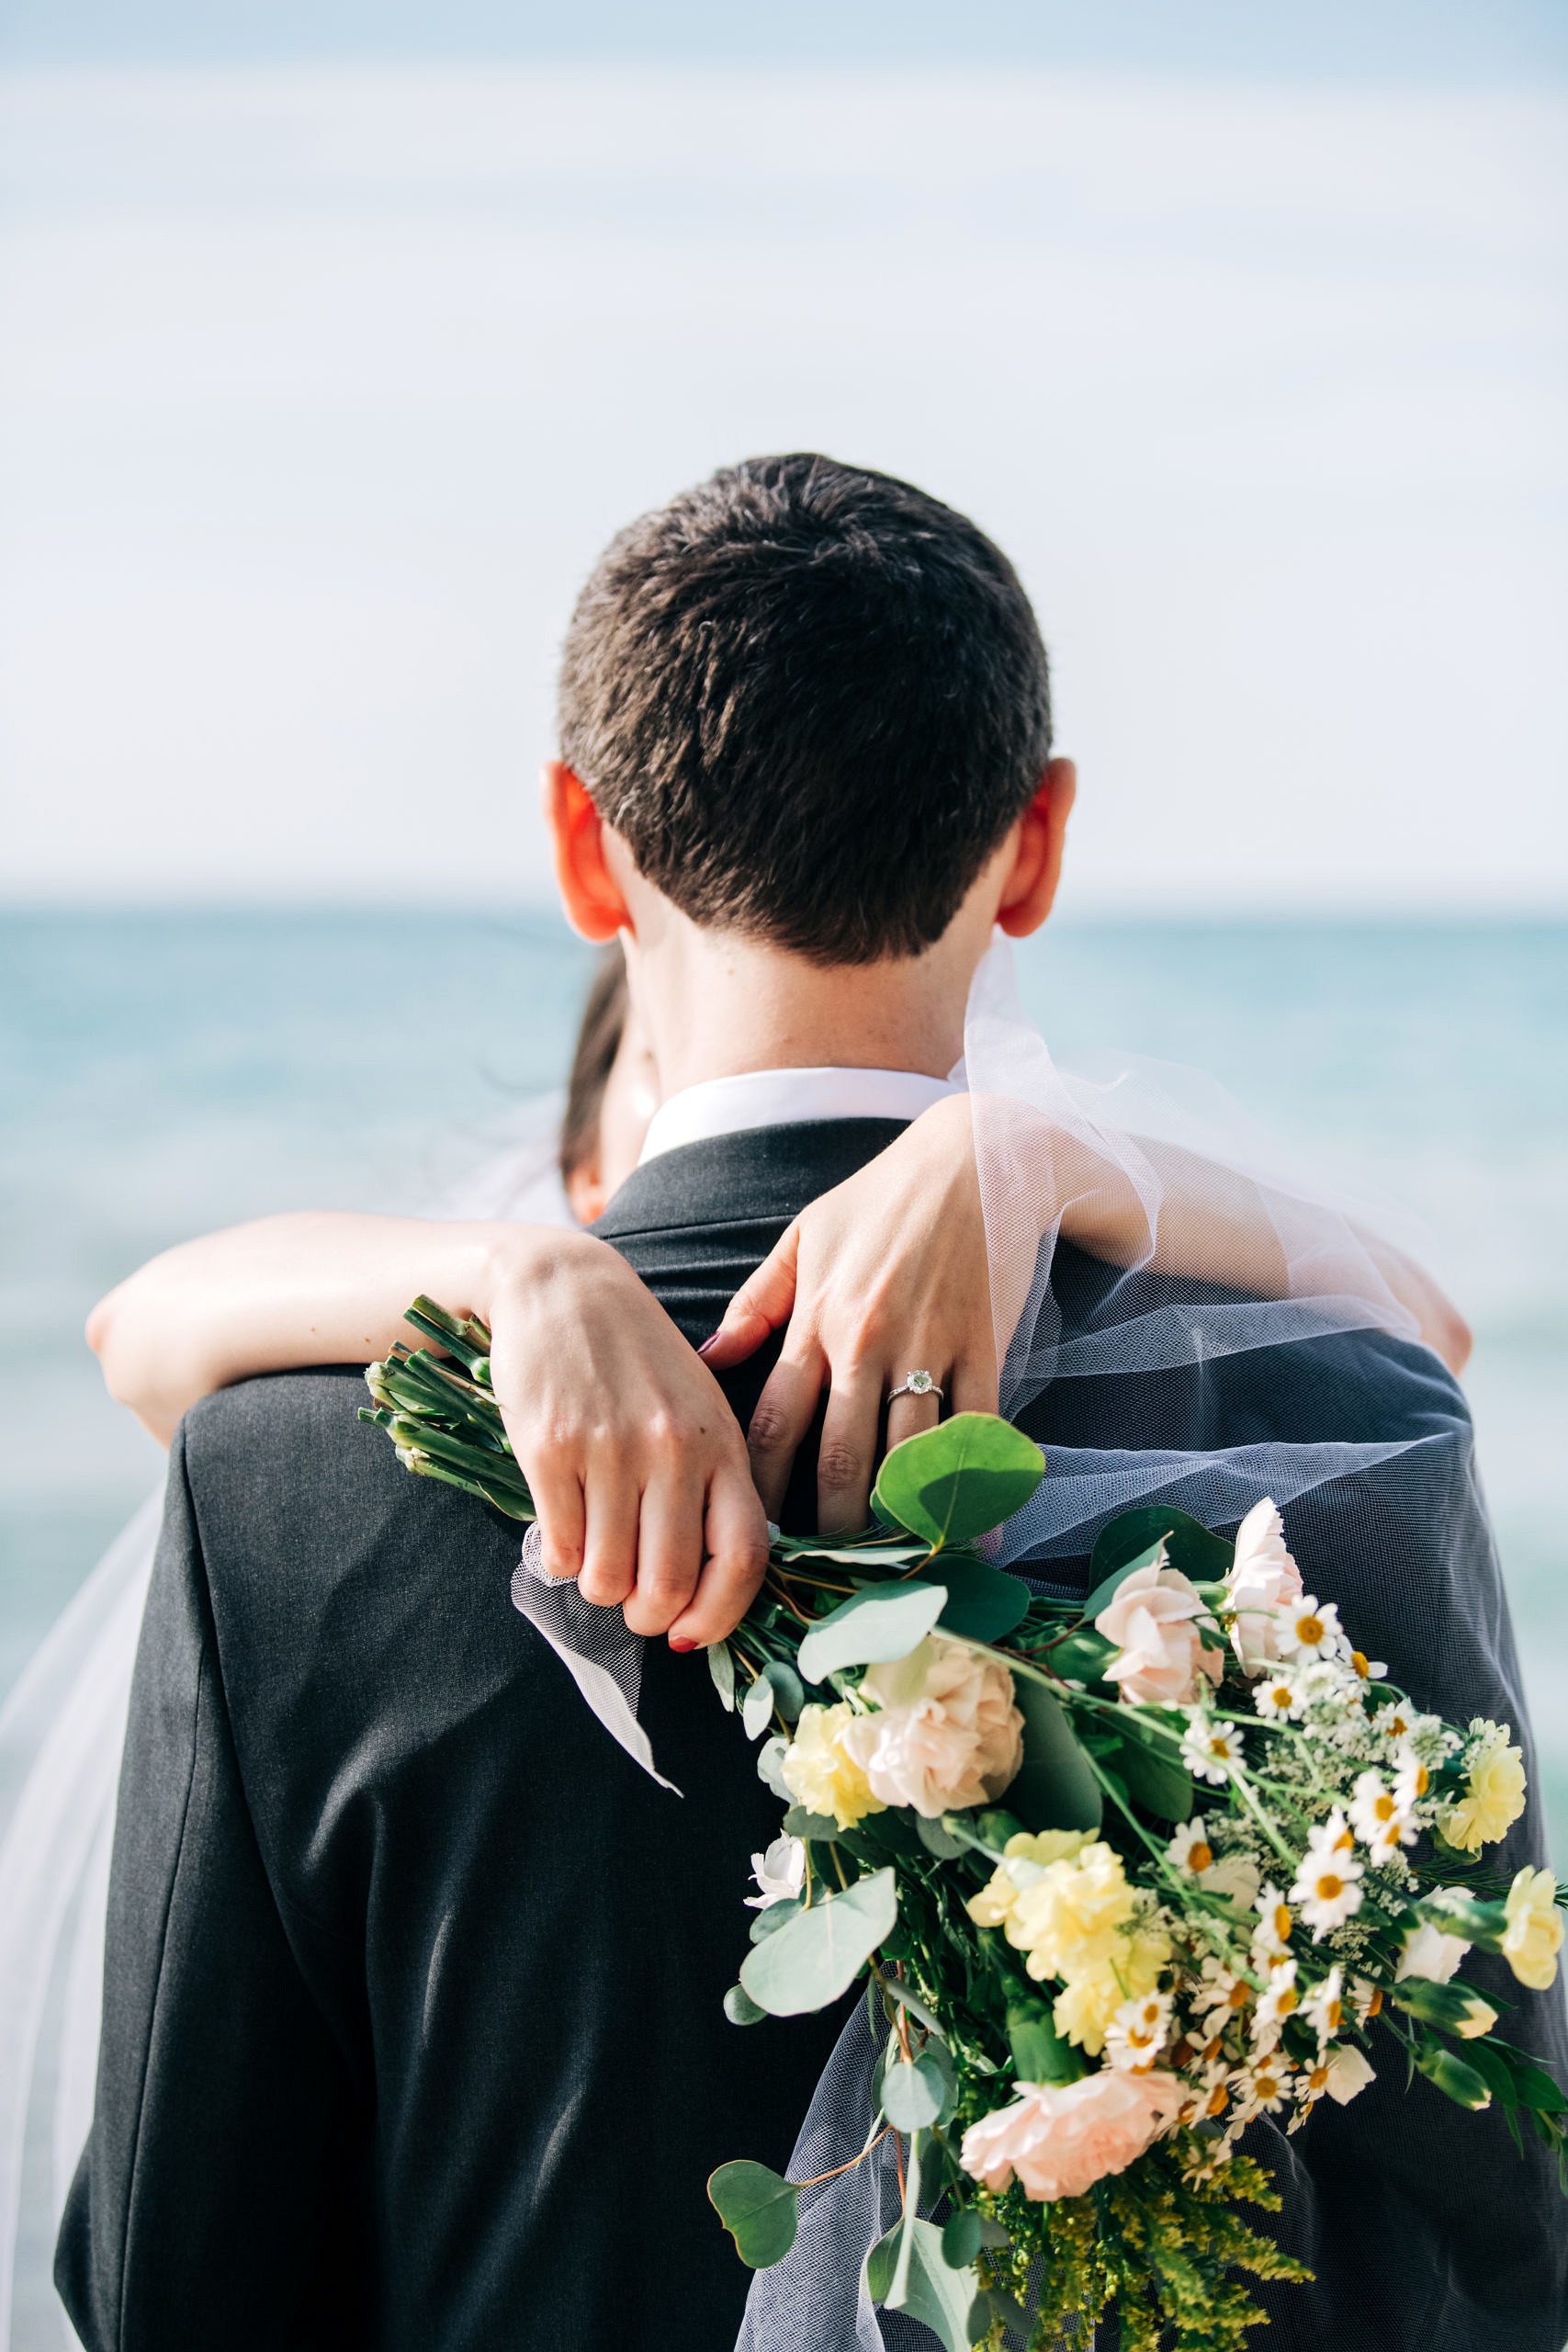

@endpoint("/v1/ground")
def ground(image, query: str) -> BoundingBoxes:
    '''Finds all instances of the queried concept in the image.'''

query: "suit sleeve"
[55,1430,367,2352]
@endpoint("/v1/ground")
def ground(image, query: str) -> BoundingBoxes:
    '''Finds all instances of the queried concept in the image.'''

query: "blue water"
[3,908,1565,1850]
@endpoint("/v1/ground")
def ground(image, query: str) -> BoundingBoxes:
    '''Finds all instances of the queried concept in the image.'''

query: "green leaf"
[723,1983,767,2026]
[781,1806,841,1841]
[872,1414,1044,1551]
[916,1813,967,1860]
[931,1556,1032,1643]
[1104,1723,1198,1824]
[1007,1998,1084,2085]
[879,1974,946,2038]
[741,1675,777,1738]
[1084,1506,1233,1614]
[1508,2057,1568,2116]
[707,1642,737,1712]
[762,1658,807,1722]
[739,1869,898,2016]
[942,2209,983,2269]
[1078,1535,1168,1624]
[865,2216,978,2350]
[1004,1677,1102,1834]
[796,1582,947,1684]
[882,2052,951,2131]
[1049,1630,1117,1685]
[708,2161,799,2268]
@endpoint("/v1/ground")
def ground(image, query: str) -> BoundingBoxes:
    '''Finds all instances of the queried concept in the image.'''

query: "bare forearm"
[86,1212,589,1442]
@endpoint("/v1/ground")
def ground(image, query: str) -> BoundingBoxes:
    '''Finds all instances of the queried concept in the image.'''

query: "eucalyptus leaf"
[880,1974,946,2038]
[1005,1677,1102,1834]
[748,1895,802,1944]
[723,1983,767,2026]
[931,1556,1032,1643]
[865,2216,977,2351]
[739,1869,897,2016]
[782,1806,841,1841]
[882,2052,949,2132]
[797,1582,947,1685]
[1008,1999,1084,2086]
[942,2209,983,2270]
[761,1658,807,1722]
[707,1642,737,1712]
[1078,1535,1168,1625]
[741,1676,777,1739]
[707,2160,799,2268]
[872,1414,1044,1551]
[916,1813,967,1860]
[1085,1505,1233,1611]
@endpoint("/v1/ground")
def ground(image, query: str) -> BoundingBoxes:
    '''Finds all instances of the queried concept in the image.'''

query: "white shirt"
[637,1065,959,1165]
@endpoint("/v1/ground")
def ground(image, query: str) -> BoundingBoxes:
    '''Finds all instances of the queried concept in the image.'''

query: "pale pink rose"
[1224,1498,1305,1674]
[839,1635,1022,1818]
[960,2069,1183,2201]
[1094,1560,1222,1707]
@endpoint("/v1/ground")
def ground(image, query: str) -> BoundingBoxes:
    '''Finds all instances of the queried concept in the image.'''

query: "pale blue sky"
[1,9,1564,909]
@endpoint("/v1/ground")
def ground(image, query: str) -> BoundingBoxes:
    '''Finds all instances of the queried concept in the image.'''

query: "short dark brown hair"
[558,454,1052,963]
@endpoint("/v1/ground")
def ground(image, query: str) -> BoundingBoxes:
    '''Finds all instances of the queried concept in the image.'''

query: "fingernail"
[696,1331,723,1361]
[668,1634,697,1653]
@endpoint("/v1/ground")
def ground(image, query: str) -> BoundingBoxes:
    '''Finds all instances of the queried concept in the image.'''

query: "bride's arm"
[88,1212,771,1650]
[700,1092,1472,1531]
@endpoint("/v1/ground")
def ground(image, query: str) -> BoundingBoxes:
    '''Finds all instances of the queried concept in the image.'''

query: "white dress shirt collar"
[638,1066,959,1165]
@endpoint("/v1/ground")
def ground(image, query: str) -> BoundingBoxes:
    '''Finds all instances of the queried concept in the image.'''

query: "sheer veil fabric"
[0,941,1451,2349]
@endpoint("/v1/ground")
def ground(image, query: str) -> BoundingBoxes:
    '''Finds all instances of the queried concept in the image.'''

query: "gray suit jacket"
[59,1119,1568,2348]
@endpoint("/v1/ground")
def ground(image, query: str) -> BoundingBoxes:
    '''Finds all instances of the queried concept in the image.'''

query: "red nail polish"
[669,1634,697,1653]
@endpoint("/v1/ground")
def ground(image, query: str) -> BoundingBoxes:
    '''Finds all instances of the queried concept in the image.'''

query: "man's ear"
[997,758,1077,939]
[541,761,631,943]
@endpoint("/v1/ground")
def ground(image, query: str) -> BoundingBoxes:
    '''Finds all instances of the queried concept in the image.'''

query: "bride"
[0,939,1468,2345]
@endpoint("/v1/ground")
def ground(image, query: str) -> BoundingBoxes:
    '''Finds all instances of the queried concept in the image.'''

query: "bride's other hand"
[485,1230,771,1648]
[697,1093,998,1532]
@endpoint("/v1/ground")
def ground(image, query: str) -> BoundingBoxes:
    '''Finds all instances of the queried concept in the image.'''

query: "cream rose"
[837,1635,1022,1818]
[960,2069,1183,2202]
[1095,1559,1223,1707]
[1502,1865,1564,1992]
[1224,1498,1306,1674]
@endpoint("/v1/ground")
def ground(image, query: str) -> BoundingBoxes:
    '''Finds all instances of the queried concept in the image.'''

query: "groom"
[60,456,1567,2350]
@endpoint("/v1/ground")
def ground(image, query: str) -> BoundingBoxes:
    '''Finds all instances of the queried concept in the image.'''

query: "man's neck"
[624,920,985,1100]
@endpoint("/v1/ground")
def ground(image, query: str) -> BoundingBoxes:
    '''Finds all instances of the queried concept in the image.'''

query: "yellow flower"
[1010,1841,1135,1980]
[1052,1924,1168,2057]
[1438,1727,1527,1853]
[964,1831,1092,1933]
[1502,1865,1564,1992]
[780,1702,885,1831]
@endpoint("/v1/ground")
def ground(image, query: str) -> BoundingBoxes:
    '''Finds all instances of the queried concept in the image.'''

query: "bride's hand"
[487,1230,771,1649]
[696,1093,998,1532]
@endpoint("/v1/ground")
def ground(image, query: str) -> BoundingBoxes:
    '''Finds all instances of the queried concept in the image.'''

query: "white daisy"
[1253,1882,1296,1962]
[1232,2054,1294,2120]
[1181,1713,1244,1784]
[1348,1647,1387,1684]
[1103,1989,1172,2073]
[1348,1770,1416,1867]
[1167,1816,1217,1875]
[1392,1745,1432,1814]
[1196,1955,1251,2034]
[1251,1957,1301,2049]
[1253,1668,1307,1723]
[1290,1810,1365,1939]
[1281,1594,1344,1664]
[1302,1964,1345,2044]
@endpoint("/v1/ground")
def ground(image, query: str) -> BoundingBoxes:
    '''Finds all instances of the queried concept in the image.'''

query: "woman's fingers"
[816,1373,884,1534]
[747,1346,827,1521]
[884,1363,946,1455]
[697,1222,802,1371]
[576,1461,641,1611]
[666,1466,771,1650]
[621,1464,707,1637]
[526,1449,587,1582]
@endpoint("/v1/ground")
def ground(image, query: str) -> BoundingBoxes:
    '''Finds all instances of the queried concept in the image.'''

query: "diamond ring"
[888,1369,943,1405]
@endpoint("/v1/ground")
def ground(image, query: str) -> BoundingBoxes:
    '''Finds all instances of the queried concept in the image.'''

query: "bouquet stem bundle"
[364,1300,1568,2352]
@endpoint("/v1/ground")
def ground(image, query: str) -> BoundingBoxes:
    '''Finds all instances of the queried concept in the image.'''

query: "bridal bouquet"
[364,1301,1568,2352]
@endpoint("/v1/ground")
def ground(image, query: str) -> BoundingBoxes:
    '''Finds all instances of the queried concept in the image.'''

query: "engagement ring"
[888,1369,943,1404]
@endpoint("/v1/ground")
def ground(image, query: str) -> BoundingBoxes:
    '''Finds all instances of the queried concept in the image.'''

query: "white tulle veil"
[0,937,1452,2351]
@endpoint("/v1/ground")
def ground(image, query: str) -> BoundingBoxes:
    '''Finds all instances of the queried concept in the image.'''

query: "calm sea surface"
[3,907,1565,1827]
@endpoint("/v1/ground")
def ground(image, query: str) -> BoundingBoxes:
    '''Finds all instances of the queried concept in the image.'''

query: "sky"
[1,4,1564,911]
